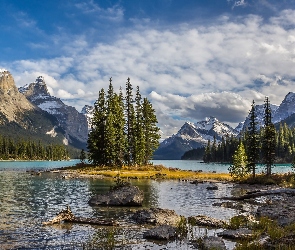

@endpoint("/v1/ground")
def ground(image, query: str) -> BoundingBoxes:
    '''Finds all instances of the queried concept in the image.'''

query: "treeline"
[0,135,69,160]
[87,78,160,167]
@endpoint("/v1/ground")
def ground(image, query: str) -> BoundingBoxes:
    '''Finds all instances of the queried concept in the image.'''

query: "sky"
[1,0,295,140]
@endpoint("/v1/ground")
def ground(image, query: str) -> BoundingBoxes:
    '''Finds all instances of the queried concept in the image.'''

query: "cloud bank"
[2,5,295,139]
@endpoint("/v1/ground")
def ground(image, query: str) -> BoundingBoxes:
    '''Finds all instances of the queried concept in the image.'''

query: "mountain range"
[154,92,295,160]
[1,70,295,160]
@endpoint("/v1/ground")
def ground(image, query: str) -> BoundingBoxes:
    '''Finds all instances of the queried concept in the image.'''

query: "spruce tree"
[125,78,136,165]
[246,100,260,178]
[134,86,145,165]
[142,98,160,164]
[229,142,249,181]
[87,88,107,165]
[261,97,276,176]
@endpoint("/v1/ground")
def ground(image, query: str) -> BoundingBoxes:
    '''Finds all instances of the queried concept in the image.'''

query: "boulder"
[188,215,227,228]
[143,225,177,240]
[217,228,253,240]
[88,185,143,206]
[132,207,182,226]
[202,236,226,250]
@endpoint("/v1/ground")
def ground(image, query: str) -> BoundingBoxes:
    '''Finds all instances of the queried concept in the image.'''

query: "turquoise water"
[152,160,293,173]
[2,159,290,249]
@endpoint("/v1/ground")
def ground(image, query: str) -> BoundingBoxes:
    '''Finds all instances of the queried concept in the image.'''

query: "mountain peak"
[19,76,51,99]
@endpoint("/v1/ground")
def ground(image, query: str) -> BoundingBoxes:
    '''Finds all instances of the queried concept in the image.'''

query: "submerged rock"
[206,184,218,190]
[217,228,253,239]
[202,236,226,250]
[88,185,143,206]
[132,207,182,226]
[143,225,177,240]
[188,215,227,228]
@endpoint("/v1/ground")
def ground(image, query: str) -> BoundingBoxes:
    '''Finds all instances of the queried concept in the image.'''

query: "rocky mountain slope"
[0,70,67,145]
[19,76,88,148]
[153,117,239,160]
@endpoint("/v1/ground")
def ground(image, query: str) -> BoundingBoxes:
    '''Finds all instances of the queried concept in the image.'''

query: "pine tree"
[142,98,160,164]
[125,78,136,165]
[246,100,260,178]
[134,86,145,166]
[87,88,107,165]
[261,97,276,176]
[228,142,249,181]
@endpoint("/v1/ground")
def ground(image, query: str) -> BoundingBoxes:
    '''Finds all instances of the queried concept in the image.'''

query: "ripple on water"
[0,170,238,249]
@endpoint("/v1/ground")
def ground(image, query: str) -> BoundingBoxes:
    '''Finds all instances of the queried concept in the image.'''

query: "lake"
[0,160,291,249]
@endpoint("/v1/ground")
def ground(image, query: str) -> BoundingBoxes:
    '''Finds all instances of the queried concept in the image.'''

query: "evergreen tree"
[125,78,136,165]
[228,142,249,181]
[246,100,260,178]
[134,86,145,166]
[142,98,160,164]
[80,149,87,164]
[261,97,276,176]
[87,88,107,165]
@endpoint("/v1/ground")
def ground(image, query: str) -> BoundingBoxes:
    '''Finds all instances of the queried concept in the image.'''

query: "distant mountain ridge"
[153,117,238,160]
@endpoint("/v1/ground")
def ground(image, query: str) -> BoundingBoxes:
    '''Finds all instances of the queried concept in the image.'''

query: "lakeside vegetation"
[0,135,70,160]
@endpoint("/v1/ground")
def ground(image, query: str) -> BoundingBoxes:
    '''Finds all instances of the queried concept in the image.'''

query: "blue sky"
[1,0,295,139]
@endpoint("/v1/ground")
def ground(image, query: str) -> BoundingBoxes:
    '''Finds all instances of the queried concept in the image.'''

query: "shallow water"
[0,160,254,249]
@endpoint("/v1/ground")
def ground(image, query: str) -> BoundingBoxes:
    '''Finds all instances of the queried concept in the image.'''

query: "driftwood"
[43,205,118,226]
[216,188,295,201]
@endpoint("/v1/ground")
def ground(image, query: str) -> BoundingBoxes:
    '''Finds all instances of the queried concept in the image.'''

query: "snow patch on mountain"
[81,105,94,130]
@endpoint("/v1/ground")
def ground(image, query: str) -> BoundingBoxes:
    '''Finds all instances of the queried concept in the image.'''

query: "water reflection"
[0,170,238,249]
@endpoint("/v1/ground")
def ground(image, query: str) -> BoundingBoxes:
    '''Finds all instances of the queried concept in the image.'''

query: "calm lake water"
[0,160,291,249]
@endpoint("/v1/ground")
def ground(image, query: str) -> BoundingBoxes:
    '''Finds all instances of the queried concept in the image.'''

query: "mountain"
[273,92,295,123]
[153,117,238,160]
[240,104,279,132]
[0,70,68,145]
[19,76,88,149]
[81,105,94,130]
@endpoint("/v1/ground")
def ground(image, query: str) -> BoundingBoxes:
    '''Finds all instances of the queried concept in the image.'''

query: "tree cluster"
[0,135,69,160]
[87,78,160,167]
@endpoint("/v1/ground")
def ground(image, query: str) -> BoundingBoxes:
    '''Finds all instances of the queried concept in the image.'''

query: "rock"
[190,180,198,184]
[206,184,218,190]
[217,228,253,240]
[202,236,226,250]
[188,215,227,228]
[212,201,244,210]
[88,185,143,206]
[132,208,182,226]
[143,225,177,240]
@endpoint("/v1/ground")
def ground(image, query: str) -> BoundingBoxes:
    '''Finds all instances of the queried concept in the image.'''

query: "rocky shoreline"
[39,169,295,249]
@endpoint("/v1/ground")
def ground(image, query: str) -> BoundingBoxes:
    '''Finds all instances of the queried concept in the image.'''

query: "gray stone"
[88,185,143,206]
[132,207,182,226]
[202,236,226,250]
[217,228,253,239]
[206,185,218,190]
[143,225,177,240]
[188,215,227,228]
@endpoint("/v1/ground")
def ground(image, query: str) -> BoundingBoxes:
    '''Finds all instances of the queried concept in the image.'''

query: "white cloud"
[5,9,295,139]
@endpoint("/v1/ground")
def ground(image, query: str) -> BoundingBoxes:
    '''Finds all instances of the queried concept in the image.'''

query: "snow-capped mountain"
[0,70,68,146]
[154,117,238,160]
[241,104,279,132]
[81,105,94,130]
[19,76,88,148]
[273,92,295,123]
